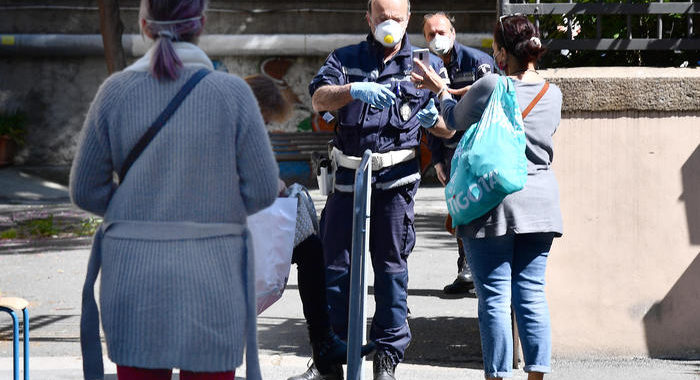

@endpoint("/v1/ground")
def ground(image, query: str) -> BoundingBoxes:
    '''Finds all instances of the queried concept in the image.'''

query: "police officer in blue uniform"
[289,1,448,380]
[421,12,494,295]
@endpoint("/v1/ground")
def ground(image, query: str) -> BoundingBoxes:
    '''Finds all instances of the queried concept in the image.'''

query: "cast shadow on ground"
[407,287,476,300]
[0,314,73,340]
[105,375,248,380]
[414,213,452,234]
[643,252,700,359]
[104,376,245,380]
[0,237,91,255]
[257,316,483,369]
[285,285,475,300]
[104,374,247,380]
[413,213,460,253]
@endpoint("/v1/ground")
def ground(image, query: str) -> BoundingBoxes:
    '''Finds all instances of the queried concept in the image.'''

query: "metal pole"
[567,0,574,40]
[596,0,603,39]
[1,307,20,380]
[347,150,373,380]
[535,0,540,34]
[689,0,694,37]
[627,16,633,39]
[23,308,29,380]
[626,0,632,39]
[657,0,663,39]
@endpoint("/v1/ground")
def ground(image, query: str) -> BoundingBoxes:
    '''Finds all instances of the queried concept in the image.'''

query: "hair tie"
[530,36,542,48]
[157,30,175,41]
[146,16,202,26]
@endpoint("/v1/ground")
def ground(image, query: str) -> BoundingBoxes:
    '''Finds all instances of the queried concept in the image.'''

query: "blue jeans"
[462,233,554,378]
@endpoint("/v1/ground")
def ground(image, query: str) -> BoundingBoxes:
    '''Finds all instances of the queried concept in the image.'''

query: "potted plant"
[0,110,26,167]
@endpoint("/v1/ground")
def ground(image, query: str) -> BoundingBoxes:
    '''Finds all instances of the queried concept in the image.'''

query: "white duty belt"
[331,146,416,171]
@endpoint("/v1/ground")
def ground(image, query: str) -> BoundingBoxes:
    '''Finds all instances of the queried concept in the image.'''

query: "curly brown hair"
[244,75,293,124]
[494,15,546,65]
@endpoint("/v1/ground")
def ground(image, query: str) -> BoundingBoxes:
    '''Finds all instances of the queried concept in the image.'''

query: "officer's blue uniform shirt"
[428,41,494,166]
[310,34,444,191]
[445,41,494,92]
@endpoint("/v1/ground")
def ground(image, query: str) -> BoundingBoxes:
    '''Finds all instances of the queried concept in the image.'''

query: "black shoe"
[287,361,343,380]
[373,351,396,380]
[443,276,474,295]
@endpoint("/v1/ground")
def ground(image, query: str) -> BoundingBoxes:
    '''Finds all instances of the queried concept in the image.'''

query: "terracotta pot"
[0,135,16,167]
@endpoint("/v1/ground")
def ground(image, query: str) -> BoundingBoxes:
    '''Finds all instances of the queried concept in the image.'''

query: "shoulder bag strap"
[521,81,549,120]
[118,68,211,183]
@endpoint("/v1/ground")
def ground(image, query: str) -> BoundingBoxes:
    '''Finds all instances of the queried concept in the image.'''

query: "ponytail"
[151,31,183,81]
[140,0,207,81]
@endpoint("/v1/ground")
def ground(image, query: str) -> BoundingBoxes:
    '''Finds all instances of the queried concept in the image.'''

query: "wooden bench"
[269,131,334,186]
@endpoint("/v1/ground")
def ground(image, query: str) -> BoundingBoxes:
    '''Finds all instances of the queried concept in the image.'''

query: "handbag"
[445,77,549,227]
[247,197,298,314]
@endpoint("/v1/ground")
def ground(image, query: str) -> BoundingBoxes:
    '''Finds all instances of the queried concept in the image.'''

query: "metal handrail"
[346,149,373,380]
[498,0,700,51]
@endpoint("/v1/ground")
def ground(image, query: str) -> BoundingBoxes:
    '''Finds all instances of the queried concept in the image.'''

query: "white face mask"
[428,34,453,56]
[373,19,405,48]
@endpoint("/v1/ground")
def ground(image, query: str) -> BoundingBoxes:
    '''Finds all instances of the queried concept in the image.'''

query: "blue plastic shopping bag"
[445,76,527,227]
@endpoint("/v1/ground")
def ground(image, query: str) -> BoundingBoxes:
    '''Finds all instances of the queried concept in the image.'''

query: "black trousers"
[291,234,332,341]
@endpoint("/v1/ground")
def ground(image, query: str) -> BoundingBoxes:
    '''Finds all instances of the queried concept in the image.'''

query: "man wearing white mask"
[422,12,495,295]
[289,1,446,380]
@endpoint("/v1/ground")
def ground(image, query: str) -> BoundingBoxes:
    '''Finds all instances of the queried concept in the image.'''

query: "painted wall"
[0,55,326,166]
[548,111,700,359]
[537,68,700,359]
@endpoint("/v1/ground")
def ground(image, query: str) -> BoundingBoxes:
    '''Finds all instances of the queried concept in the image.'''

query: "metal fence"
[498,0,700,50]
[346,150,373,380]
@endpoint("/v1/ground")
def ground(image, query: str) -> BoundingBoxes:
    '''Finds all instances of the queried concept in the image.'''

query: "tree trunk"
[98,0,126,74]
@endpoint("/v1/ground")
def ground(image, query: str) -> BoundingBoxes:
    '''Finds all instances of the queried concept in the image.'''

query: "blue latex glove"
[416,98,439,128]
[350,82,396,109]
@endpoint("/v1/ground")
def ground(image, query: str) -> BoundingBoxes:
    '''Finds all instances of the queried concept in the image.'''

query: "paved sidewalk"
[1,167,699,379]
[1,354,699,379]
[0,167,70,204]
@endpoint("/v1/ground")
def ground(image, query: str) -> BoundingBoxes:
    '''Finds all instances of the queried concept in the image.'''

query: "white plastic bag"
[248,197,297,314]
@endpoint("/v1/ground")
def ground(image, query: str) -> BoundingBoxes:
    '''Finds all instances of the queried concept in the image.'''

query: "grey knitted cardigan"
[70,43,279,379]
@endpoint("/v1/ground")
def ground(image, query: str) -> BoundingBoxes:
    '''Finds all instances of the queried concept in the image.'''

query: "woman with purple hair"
[70,0,279,379]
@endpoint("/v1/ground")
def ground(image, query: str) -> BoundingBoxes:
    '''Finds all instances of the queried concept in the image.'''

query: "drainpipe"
[0,33,492,57]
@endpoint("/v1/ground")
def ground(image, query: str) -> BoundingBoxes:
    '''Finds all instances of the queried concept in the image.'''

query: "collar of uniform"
[446,40,463,71]
[366,33,414,63]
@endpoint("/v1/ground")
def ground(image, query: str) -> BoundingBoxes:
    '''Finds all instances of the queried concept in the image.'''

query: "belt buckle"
[371,154,383,171]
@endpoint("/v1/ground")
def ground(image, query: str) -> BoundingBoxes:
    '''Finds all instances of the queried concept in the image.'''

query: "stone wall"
[548,111,700,359]
[539,67,700,359]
